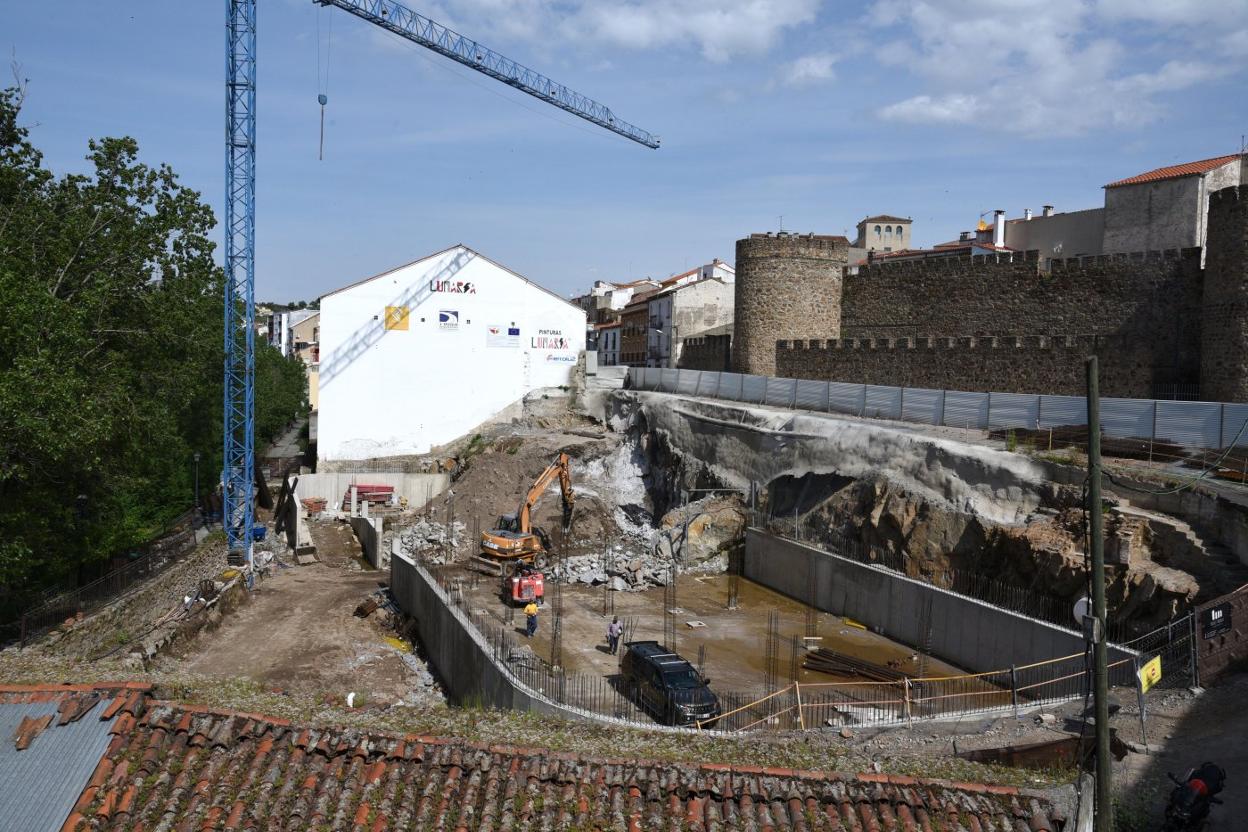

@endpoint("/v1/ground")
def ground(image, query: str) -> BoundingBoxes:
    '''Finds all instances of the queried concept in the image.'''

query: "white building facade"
[317,245,586,463]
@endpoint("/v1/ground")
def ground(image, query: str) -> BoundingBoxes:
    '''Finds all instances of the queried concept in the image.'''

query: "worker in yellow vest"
[524,601,539,637]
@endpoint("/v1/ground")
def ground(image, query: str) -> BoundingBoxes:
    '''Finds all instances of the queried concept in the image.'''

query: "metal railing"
[421,560,1194,733]
[626,368,1248,486]
[9,509,203,646]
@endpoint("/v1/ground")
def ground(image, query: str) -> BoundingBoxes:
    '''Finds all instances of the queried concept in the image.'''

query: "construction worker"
[606,616,623,655]
[524,600,539,637]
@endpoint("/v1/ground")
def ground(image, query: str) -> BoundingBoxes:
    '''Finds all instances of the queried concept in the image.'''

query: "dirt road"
[174,520,432,706]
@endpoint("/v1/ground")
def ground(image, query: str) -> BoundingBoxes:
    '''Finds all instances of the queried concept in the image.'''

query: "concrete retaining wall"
[291,472,450,510]
[351,514,384,569]
[744,529,1136,675]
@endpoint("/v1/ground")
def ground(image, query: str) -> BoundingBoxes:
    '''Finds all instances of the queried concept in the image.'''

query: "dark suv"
[619,641,720,727]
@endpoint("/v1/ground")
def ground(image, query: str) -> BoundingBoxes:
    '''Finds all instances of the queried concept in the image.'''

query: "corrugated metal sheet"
[943,391,989,429]
[740,375,767,404]
[795,380,829,412]
[1155,401,1220,448]
[1222,404,1248,448]
[765,378,796,408]
[0,700,113,832]
[718,373,744,400]
[1039,395,1086,429]
[901,388,942,425]
[989,393,1039,430]
[1101,398,1155,441]
[659,368,680,393]
[694,371,720,398]
[675,370,699,396]
[828,382,864,415]
[863,386,902,419]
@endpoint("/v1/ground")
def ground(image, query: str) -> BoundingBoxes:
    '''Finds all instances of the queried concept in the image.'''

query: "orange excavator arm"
[516,452,574,535]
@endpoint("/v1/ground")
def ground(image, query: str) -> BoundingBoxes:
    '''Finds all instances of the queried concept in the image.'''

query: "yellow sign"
[384,305,409,331]
[1138,655,1162,693]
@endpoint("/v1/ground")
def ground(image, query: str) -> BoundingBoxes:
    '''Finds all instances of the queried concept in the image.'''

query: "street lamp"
[193,452,201,517]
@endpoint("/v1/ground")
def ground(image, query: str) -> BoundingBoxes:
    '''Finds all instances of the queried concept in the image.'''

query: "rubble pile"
[392,518,468,564]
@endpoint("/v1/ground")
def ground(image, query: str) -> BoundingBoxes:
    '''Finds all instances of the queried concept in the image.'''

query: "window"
[874,225,881,235]
[885,225,892,235]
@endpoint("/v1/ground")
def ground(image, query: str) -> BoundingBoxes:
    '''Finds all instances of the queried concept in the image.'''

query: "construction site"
[6,1,1248,830]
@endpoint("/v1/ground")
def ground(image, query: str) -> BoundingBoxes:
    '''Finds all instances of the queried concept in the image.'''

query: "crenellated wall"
[678,334,732,371]
[775,334,1149,397]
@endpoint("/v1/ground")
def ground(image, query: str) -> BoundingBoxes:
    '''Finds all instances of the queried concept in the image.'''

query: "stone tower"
[732,233,849,376]
[1201,185,1248,403]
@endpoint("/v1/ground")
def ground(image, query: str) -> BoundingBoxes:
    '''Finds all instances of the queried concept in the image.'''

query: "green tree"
[0,88,305,611]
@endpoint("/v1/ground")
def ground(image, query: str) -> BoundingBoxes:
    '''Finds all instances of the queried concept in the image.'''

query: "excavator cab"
[476,451,575,577]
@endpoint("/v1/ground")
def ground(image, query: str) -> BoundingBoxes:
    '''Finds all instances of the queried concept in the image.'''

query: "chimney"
[1023,208,1032,221]
[1042,205,1054,217]
[992,210,1006,247]
[959,230,972,242]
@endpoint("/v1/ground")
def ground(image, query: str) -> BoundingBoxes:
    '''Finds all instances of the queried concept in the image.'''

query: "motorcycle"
[1162,762,1226,831]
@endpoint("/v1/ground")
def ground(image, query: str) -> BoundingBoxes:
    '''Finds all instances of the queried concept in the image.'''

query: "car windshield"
[662,669,702,689]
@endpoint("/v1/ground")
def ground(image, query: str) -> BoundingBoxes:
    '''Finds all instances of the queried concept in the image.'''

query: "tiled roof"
[0,684,149,832]
[860,215,912,224]
[1105,153,1243,188]
[2,684,1069,831]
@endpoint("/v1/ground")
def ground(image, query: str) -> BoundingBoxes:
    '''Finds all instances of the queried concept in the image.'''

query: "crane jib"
[313,0,661,149]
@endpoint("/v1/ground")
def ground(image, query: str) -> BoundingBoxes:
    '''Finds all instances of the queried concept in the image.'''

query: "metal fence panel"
[740,375,767,404]
[943,391,989,430]
[676,369,700,395]
[828,382,864,415]
[1223,404,1248,448]
[1155,400,1221,449]
[1039,395,1086,428]
[718,372,744,400]
[901,387,942,425]
[660,368,680,393]
[1098,398,1154,442]
[641,367,660,390]
[988,392,1040,430]
[695,371,720,398]
[795,379,830,412]
[765,377,796,408]
[863,385,902,419]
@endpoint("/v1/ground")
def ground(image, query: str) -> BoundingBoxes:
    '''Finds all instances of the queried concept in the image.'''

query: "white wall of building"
[317,246,586,462]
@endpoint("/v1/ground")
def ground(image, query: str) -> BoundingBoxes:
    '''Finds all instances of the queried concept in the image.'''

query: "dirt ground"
[1109,674,1248,830]
[171,519,434,707]
[450,565,968,692]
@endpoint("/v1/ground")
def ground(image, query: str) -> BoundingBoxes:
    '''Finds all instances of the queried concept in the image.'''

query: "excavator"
[476,452,575,603]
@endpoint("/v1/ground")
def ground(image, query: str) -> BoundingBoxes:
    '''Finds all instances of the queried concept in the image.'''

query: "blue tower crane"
[221,0,658,566]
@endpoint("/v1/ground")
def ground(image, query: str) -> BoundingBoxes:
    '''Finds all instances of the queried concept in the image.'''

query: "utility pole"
[1086,356,1113,832]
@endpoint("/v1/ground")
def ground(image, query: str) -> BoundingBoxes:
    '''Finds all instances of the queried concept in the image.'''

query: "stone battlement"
[779,334,1093,351]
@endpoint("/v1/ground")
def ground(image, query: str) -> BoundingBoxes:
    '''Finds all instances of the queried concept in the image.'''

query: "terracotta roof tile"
[1105,153,1243,188]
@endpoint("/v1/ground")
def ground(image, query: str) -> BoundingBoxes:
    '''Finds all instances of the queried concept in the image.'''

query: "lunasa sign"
[531,328,570,350]
[431,279,476,294]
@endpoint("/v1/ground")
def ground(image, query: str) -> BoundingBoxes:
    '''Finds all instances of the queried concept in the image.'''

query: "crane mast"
[221,0,657,566]
[223,0,258,565]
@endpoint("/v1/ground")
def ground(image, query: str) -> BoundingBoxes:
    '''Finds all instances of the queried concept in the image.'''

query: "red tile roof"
[2,684,1070,831]
[860,215,912,224]
[1105,153,1243,188]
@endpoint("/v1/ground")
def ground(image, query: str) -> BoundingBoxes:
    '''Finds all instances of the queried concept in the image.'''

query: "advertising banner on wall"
[486,325,520,348]
[438,310,459,331]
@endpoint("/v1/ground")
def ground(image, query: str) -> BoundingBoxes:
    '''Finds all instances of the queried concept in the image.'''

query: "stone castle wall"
[678,334,732,371]
[1201,185,1248,402]
[775,335,1147,398]
[840,247,1204,391]
[732,233,847,377]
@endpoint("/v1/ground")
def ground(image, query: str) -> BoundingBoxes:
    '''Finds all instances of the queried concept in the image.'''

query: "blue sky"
[6,0,1247,302]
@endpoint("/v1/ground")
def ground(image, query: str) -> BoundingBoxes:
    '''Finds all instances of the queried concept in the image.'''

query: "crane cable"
[316,6,334,160]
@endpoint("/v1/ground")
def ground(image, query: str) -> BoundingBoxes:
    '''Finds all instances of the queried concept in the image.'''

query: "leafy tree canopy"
[0,87,306,609]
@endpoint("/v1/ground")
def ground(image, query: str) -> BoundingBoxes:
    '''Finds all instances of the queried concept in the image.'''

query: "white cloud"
[782,52,838,85]
[869,0,1245,135]
[374,0,821,62]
